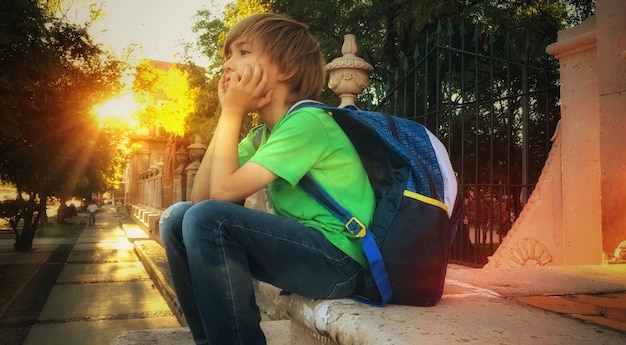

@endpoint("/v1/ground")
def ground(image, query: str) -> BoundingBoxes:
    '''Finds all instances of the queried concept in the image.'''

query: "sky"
[81,0,233,66]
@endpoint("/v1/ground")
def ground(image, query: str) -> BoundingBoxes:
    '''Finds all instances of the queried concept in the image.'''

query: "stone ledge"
[133,239,184,326]
[110,320,291,345]
[258,279,626,345]
[110,328,193,345]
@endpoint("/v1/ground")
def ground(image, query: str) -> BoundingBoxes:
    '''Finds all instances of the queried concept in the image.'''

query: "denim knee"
[179,200,224,235]
[159,201,192,244]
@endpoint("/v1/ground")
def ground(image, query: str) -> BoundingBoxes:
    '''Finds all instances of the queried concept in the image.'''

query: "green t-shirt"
[238,107,375,267]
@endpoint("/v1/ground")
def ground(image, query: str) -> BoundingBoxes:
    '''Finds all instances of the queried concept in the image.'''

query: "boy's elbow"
[190,185,236,204]
[189,195,204,205]
[190,188,210,204]
[208,183,249,204]
[207,187,237,203]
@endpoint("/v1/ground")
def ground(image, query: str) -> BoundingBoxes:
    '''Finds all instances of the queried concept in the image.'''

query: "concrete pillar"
[550,17,603,265]
[129,149,150,205]
[155,160,164,208]
[173,146,188,203]
[596,0,626,262]
[185,136,206,201]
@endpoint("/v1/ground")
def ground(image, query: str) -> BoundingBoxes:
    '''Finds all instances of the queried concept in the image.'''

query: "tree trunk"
[13,194,38,252]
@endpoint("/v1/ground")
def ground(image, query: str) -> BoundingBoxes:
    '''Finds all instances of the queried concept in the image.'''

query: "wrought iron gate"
[365,23,561,266]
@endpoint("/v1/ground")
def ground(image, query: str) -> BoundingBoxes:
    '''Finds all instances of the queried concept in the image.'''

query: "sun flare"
[92,93,140,128]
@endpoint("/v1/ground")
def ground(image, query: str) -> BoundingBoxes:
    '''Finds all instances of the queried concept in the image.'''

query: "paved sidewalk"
[0,208,180,345]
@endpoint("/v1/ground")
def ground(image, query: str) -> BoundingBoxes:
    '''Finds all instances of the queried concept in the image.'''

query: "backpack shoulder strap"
[252,100,324,150]
[300,170,392,306]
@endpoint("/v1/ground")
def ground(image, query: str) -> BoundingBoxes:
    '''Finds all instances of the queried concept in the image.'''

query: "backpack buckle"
[346,217,366,238]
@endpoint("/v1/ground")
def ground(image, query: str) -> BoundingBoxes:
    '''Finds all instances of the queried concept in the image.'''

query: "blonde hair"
[223,13,326,103]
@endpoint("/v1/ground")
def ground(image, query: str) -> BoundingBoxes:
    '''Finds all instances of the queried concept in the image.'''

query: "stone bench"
[255,266,626,345]
[257,281,475,345]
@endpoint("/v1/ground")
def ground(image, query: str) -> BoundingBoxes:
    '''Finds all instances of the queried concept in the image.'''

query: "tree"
[0,0,55,138]
[182,62,222,140]
[132,60,200,137]
[0,0,124,251]
[182,0,272,138]
[190,0,594,104]
[262,0,592,188]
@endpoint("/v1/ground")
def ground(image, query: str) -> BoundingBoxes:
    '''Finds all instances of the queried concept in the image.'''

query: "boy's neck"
[258,87,291,131]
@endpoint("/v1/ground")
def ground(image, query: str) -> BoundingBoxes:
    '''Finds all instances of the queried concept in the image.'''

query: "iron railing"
[364,23,561,266]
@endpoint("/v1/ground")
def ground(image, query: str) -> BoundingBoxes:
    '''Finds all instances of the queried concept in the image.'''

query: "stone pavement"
[0,207,179,345]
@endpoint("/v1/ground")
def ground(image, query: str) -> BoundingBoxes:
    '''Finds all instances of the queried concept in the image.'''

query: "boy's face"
[223,35,278,93]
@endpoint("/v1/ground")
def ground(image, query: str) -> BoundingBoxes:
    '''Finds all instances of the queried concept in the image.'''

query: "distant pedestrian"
[87,200,97,225]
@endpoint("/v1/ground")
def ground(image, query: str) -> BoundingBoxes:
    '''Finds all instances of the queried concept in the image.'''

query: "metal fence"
[365,23,561,266]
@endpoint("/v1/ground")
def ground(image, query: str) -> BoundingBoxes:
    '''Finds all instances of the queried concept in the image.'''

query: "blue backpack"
[258,101,462,306]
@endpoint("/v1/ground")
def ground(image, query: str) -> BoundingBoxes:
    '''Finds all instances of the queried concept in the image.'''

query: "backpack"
[256,101,462,307]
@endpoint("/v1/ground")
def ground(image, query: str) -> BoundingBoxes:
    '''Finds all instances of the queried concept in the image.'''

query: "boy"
[160,13,374,345]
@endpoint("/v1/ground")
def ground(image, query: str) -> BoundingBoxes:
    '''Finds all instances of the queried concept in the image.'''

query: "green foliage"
[262,0,586,188]
[183,65,221,140]
[132,60,198,137]
[192,9,229,76]
[190,0,594,106]
[0,0,56,138]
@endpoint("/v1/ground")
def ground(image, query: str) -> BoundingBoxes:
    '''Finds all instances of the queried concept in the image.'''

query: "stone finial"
[187,135,207,164]
[156,159,165,175]
[326,34,374,107]
[174,146,189,173]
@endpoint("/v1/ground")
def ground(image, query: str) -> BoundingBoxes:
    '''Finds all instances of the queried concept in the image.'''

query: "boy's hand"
[218,62,272,116]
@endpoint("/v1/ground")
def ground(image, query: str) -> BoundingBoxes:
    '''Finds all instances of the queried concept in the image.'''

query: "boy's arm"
[189,116,276,204]
[191,63,276,204]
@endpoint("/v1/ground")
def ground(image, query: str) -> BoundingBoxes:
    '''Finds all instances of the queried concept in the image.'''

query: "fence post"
[326,34,373,107]
[185,136,206,201]
[173,146,188,203]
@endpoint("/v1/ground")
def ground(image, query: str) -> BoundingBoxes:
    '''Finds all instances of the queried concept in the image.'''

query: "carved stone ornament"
[187,135,207,164]
[508,238,554,267]
[326,34,374,107]
[174,146,188,173]
[613,240,626,263]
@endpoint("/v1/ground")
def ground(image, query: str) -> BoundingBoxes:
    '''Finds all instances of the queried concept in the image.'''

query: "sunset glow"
[91,93,140,128]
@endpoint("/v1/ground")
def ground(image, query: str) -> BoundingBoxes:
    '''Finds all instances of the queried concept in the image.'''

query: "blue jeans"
[159,200,366,345]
